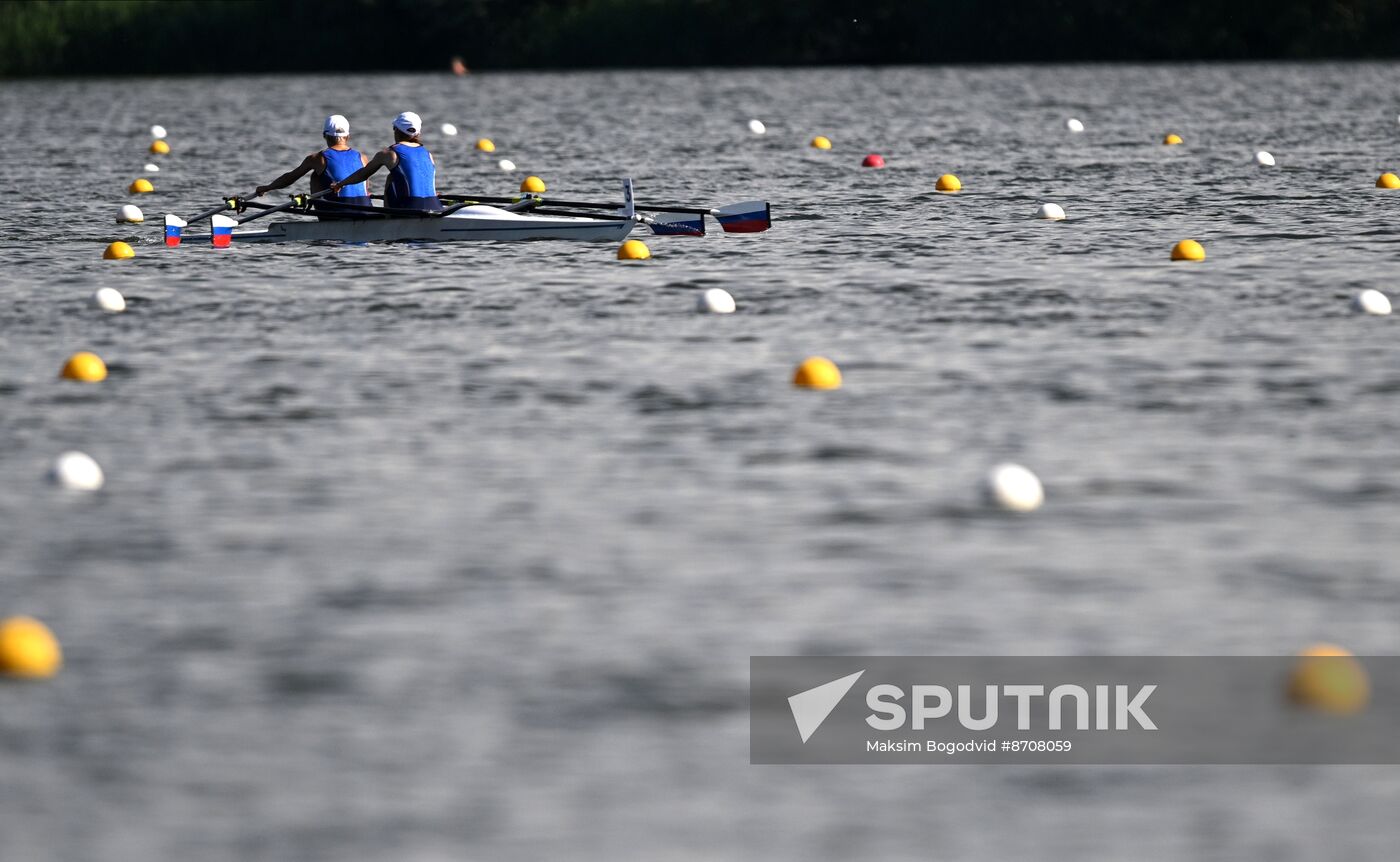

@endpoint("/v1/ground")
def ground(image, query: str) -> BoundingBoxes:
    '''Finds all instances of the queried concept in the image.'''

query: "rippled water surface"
[3,63,1400,860]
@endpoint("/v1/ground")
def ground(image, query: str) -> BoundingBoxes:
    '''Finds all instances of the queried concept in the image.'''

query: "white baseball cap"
[392,111,422,135]
[323,114,350,137]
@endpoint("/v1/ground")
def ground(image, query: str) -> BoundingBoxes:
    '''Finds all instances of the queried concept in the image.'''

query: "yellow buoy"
[0,617,62,679]
[475,138,496,152]
[793,356,842,390]
[1377,172,1400,189]
[810,135,832,150]
[935,173,961,192]
[103,241,135,260]
[1287,643,1370,715]
[1171,239,1205,261]
[61,351,107,382]
[617,239,651,260]
[1163,133,1183,145]
[150,139,170,155]
[520,175,546,193]
[129,178,154,194]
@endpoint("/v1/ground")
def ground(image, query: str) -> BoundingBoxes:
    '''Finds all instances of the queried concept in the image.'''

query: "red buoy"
[862,153,886,168]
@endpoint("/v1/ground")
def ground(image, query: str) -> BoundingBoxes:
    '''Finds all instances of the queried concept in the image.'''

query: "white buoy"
[91,287,126,313]
[49,452,104,491]
[1352,289,1392,316]
[748,119,767,135]
[143,163,160,173]
[498,159,516,172]
[150,125,167,140]
[1254,150,1276,167]
[441,123,458,136]
[116,204,144,224]
[984,463,1044,513]
[1066,118,1085,133]
[696,288,736,314]
[1036,202,1066,220]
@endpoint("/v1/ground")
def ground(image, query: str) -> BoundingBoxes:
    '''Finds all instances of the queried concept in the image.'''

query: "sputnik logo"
[788,670,865,743]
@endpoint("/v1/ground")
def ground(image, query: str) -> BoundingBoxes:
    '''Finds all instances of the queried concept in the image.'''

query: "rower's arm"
[255,153,319,198]
[331,149,395,192]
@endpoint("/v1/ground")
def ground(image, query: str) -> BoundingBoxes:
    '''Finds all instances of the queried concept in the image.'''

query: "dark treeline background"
[4,0,1399,77]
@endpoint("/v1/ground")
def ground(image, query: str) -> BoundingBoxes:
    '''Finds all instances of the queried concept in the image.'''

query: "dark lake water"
[2,62,1400,859]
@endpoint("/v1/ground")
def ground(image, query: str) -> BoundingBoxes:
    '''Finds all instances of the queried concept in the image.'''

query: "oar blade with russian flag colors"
[210,214,236,248]
[164,214,187,247]
[714,201,771,233]
[647,212,706,236]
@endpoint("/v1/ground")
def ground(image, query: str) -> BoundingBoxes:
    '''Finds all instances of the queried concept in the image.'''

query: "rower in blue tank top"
[255,114,372,219]
[330,111,440,212]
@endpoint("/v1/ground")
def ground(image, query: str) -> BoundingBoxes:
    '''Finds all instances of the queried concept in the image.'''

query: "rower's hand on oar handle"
[254,186,273,198]
[328,181,345,193]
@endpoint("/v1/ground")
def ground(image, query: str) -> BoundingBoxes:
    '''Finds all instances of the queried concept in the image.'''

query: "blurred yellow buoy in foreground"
[1163,133,1183,145]
[936,174,961,192]
[520,175,546,193]
[1287,644,1369,715]
[1171,239,1205,261]
[0,617,62,679]
[150,140,170,155]
[129,178,154,194]
[61,351,107,382]
[617,239,651,260]
[810,135,832,150]
[1377,172,1400,189]
[793,356,842,390]
[475,138,495,152]
[103,241,135,260]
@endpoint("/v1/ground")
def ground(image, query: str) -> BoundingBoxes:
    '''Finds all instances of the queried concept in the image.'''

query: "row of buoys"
[13,132,162,680]
[6,279,135,681]
[109,124,173,256]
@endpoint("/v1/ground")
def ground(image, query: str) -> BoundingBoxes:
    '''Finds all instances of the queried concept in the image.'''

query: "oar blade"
[163,214,187,247]
[715,201,771,233]
[210,214,237,248]
[648,212,706,236]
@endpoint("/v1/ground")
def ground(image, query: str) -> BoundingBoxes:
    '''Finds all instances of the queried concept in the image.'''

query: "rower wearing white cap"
[330,111,439,212]
[254,114,371,218]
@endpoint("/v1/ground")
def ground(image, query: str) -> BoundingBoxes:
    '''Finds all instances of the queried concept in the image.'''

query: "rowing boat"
[177,204,636,245]
[163,179,772,247]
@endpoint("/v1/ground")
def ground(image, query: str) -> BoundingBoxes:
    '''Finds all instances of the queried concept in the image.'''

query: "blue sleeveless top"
[386,143,438,211]
[314,148,371,215]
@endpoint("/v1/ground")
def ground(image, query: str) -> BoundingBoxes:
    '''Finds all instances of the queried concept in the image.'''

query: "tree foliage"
[2,0,1398,77]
